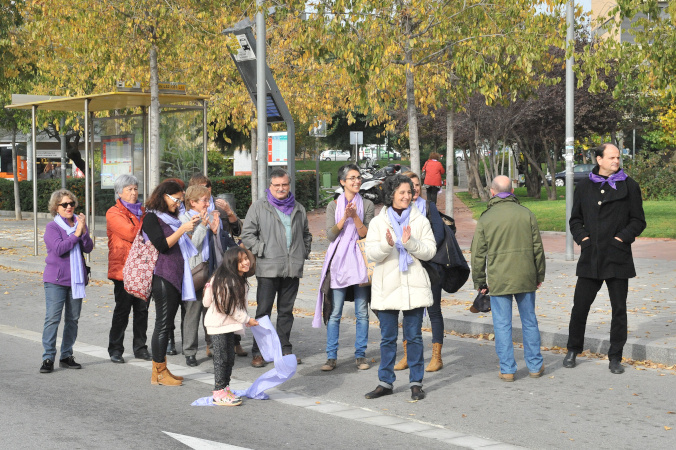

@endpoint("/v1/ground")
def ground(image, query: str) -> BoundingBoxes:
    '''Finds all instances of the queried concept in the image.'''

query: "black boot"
[410,386,426,401]
[563,351,577,368]
[365,385,393,399]
[167,338,177,356]
[609,359,625,374]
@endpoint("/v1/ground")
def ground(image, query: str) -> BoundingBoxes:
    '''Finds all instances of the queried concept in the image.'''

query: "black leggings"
[151,276,181,363]
[212,332,236,390]
[426,186,440,204]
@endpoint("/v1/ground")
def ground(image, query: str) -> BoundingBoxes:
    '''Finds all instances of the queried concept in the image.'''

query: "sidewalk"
[1,189,675,365]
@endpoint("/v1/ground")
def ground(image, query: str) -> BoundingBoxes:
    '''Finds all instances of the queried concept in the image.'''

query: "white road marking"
[163,431,251,449]
[0,323,524,449]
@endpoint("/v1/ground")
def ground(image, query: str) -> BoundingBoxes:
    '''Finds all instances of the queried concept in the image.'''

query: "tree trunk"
[542,137,558,201]
[470,124,489,201]
[149,41,160,192]
[11,123,22,220]
[251,123,258,202]
[404,19,420,175]
[445,106,454,216]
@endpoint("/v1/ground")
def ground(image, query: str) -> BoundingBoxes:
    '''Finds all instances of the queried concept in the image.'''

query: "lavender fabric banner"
[191,315,296,405]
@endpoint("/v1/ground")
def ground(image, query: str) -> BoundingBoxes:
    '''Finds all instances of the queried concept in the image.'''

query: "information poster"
[267,132,287,166]
[101,135,133,188]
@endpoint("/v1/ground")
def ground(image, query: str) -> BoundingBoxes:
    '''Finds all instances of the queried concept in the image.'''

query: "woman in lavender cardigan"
[40,189,93,374]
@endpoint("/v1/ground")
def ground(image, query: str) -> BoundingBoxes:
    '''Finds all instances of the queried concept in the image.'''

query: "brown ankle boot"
[425,342,443,372]
[152,361,182,386]
[163,357,184,381]
[234,344,248,357]
[394,340,408,371]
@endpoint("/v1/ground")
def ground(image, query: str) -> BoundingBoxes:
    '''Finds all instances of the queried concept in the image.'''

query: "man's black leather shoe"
[185,355,198,367]
[365,385,393,399]
[110,354,125,364]
[563,351,577,368]
[59,356,82,369]
[609,359,625,374]
[134,349,152,361]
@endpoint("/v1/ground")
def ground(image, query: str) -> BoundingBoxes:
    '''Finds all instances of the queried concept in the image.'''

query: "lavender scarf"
[414,196,427,217]
[493,192,515,199]
[54,215,86,299]
[312,194,369,328]
[120,199,143,219]
[153,211,199,301]
[387,206,414,272]
[589,169,628,190]
[266,189,296,215]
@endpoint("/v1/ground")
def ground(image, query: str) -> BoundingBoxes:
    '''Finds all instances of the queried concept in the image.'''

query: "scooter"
[333,173,384,204]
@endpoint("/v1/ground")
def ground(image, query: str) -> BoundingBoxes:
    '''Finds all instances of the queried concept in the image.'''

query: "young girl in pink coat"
[203,247,258,406]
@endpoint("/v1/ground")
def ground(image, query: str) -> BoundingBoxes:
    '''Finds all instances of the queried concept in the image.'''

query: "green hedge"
[0,171,318,217]
[625,152,676,200]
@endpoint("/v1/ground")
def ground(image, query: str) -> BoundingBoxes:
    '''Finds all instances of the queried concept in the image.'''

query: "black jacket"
[569,167,646,279]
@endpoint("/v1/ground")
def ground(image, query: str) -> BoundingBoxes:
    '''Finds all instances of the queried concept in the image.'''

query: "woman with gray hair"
[40,189,93,373]
[106,174,151,363]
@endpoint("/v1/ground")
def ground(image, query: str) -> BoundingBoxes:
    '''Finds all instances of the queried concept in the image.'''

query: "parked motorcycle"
[333,162,385,204]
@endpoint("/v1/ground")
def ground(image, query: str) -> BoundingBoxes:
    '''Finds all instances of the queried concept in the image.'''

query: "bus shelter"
[5,91,210,256]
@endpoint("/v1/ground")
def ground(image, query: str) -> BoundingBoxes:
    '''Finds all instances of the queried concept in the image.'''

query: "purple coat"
[43,219,94,287]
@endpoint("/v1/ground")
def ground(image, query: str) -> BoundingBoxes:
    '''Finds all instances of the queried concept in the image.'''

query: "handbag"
[191,261,209,291]
[470,291,491,313]
[123,230,159,301]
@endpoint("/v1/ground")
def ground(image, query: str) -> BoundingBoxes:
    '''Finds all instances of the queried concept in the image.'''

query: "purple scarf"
[121,199,143,219]
[493,192,515,199]
[266,189,295,215]
[312,194,369,328]
[387,206,414,272]
[414,196,427,217]
[589,168,628,190]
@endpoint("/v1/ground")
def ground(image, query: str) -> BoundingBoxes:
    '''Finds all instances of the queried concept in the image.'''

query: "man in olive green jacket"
[471,175,546,382]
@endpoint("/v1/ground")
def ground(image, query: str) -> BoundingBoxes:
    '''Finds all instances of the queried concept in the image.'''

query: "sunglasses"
[165,193,183,204]
[58,202,76,208]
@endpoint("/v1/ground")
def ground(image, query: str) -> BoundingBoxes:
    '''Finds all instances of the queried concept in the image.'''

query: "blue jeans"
[490,292,543,374]
[377,308,425,388]
[326,285,369,359]
[42,283,83,361]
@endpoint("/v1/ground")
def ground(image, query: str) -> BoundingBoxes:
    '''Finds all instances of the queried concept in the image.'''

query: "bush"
[0,171,318,216]
[625,152,676,200]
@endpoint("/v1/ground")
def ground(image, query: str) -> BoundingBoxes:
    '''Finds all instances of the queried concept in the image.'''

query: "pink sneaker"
[213,388,242,406]
[225,386,241,402]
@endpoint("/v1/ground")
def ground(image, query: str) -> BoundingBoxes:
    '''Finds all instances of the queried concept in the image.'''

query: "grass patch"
[457,187,675,239]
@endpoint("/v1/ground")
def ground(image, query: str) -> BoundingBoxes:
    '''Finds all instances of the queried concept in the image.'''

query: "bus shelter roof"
[5,91,210,112]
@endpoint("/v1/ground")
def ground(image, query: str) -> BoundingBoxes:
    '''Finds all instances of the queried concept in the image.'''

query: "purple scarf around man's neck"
[589,168,627,190]
[493,192,515,199]
[266,189,296,215]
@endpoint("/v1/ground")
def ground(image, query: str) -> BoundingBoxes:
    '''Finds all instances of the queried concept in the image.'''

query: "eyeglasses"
[271,183,290,189]
[165,193,183,204]
[345,176,363,182]
[58,201,76,208]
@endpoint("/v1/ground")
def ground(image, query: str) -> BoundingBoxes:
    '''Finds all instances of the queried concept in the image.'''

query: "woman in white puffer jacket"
[364,174,436,402]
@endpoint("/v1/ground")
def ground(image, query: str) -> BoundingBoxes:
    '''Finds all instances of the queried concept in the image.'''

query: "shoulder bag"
[123,230,159,301]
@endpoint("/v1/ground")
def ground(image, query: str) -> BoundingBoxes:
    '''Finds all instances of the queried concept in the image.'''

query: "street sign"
[310,120,327,137]
[350,131,363,145]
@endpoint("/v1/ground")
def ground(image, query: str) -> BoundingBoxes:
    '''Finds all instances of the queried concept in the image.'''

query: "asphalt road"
[1,267,676,449]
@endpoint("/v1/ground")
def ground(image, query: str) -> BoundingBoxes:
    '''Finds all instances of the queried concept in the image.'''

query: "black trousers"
[252,277,299,356]
[108,280,149,357]
[151,276,181,363]
[426,186,440,204]
[567,277,629,360]
[212,332,235,390]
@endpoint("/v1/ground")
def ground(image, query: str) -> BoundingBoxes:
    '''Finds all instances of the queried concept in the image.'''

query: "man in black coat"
[563,143,646,374]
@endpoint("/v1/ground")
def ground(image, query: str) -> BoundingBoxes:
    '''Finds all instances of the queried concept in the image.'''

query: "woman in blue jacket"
[40,189,93,374]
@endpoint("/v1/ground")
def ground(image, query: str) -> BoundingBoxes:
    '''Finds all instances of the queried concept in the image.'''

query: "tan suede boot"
[152,361,182,386]
[425,342,443,372]
[164,357,184,381]
[394,340,408,371]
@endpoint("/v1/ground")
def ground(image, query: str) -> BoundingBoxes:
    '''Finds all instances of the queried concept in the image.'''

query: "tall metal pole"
[31,106,38,256]
[256,2,267,198]
[445,106,454,216]
[84,100,90,239]
[90,111,95,248]
[141,106,148,201]
[564,0,575,261]
[203,100,208,175]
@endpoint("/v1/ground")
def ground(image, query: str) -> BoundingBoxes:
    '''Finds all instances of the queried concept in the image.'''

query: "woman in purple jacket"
[40,189,93,374]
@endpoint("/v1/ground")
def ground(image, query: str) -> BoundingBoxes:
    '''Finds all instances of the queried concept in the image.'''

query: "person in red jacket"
[422,153,445,205]
[107,174,151,363]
